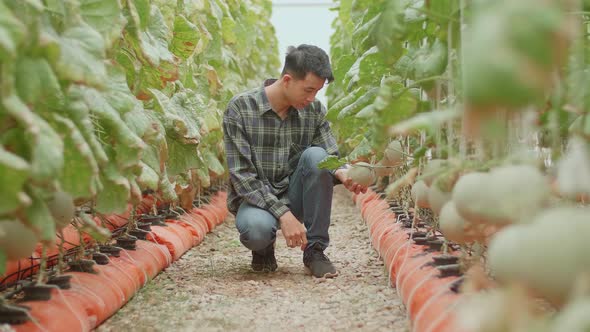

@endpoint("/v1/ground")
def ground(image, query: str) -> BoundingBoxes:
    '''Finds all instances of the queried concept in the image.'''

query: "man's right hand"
[279,211,308,250]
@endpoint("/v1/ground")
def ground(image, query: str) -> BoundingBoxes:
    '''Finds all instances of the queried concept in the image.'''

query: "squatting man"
[222,44,367,278]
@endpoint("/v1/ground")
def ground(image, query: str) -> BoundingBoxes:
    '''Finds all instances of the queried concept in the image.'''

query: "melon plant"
[326,0,590,328]
[0,0,278,276]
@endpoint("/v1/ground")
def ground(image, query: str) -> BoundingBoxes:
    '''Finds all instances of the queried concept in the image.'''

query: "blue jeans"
[235,147,334,252]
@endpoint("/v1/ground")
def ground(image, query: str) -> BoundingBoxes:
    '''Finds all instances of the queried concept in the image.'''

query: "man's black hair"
[280,44,334,83]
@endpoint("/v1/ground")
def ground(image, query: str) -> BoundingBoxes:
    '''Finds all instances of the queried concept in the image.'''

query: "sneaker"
[251,243,277,272]
[303,243,338,278]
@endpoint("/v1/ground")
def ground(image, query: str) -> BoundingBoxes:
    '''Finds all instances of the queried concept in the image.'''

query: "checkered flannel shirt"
[222,79,340,219]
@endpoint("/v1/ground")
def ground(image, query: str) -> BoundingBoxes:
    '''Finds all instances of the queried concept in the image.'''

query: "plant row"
[0,0,277,281]
[325,0,590,330]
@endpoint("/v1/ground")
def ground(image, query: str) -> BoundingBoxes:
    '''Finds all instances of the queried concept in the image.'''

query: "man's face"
[284,72,326,109]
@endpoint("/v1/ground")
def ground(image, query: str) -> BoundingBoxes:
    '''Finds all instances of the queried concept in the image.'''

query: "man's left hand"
[334,168,368,195]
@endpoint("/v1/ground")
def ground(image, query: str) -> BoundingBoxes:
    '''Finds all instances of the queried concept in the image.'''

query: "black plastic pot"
[0,303,30,324]
[22,284,55,301]
[99,245,122,257]
[47,275,72,290]
[92,252,110,265]
[137,221,152,232]
[139,214,167,227]
[68,259,97,274]
[426,239,445,251]
[129,228,149,240]
[432,254,459,266]
[409,231,428,239]
[116,235,137,250]
[413,236,429,245]
[437,264,462,278]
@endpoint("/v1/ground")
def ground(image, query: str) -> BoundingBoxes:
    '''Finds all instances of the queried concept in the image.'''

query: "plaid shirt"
[223,79,340,218]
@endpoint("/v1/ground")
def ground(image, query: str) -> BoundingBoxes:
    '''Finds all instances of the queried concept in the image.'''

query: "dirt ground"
[97,186,409,332]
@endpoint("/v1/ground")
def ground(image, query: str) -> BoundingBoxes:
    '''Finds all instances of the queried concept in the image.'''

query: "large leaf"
[170,14,200,60]
[0,146,30,215]
[2,94,64,182]
[149,89,202,143]
[64,86,109,166]
[0,0,27,60]
[95,150,130,214]
[80,87,145,170]
[105,63,139,116]
[388,108,460,136]
[24,187,56,244]
[54,115,101,199]
[137,161,159,191]
[202,149,224,176]
[159,167,177,202]
[15,57,63,110]
[54,24,107,88]
[369,0,405,64]
[358,46,389,86]
[126,1,174,67]
[166,138,201,176]
[80,0,127,48]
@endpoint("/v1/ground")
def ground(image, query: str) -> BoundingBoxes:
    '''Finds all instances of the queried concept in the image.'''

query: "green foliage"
[0,0,278,268]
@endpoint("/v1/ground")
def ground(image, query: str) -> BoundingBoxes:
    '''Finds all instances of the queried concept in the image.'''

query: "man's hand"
[335,168,368,195]
[279,211,308,250]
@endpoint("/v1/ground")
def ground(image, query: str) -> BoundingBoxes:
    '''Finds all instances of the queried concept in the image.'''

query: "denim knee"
[301,147,329,173]
[237,217,276,251]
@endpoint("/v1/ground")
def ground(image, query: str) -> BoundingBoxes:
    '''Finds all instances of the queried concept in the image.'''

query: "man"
[222,44,368,278]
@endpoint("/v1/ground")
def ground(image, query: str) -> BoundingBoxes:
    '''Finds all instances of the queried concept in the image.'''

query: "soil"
[97,186,409,332]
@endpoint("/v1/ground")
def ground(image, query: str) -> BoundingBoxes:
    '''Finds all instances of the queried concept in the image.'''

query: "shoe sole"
[304,267,339,278]
[251,266,278,273]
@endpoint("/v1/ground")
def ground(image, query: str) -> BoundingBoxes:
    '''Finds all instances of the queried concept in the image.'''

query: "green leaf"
[380,89,418,125]
[358,46,389,86]
[24,187,56,244]
[95,151,130,214]
[369,0,405,63]
[79,0,126,48]
[54,24,107,88]
[2,94,64,182]
[318,155,348,170]
[389,108,460,136]
[327,87,363,122]
[78,213,111,243]
[413,40,448,84]
[80,87,145,170]
[142,144,162,176]
[126,1,174,67]
[54,115,101,199]
[15,57,63,110]
[195,165,210,188]
[338,87,379,120]
[221,16,236,44]
[166,138,201,176]
[159,167,177,202]
[64,87,109,166]
[0,249,6,275]
[137,161,159,191]
[202,149,224,176]
[149,89,202,143]
[426,0,460,25]
[170,14,200,60]
[105,63,139,116]
[348,137,374,161]
[0,146,31,215]
[0,0,26,60]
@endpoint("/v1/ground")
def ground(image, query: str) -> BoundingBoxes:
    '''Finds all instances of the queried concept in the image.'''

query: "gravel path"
[97,186,409,332]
